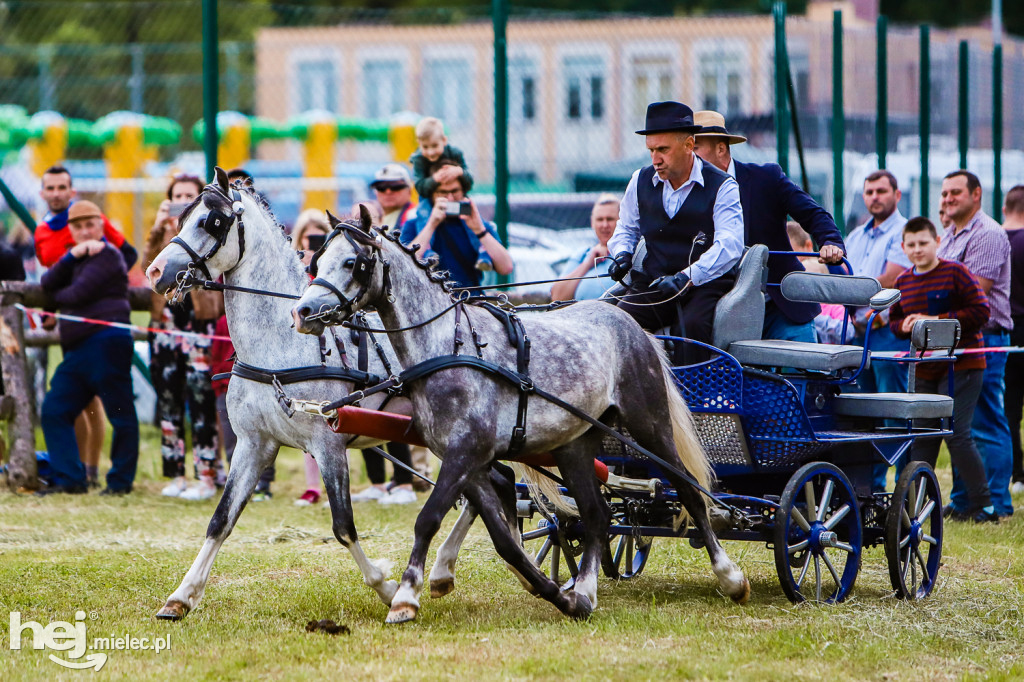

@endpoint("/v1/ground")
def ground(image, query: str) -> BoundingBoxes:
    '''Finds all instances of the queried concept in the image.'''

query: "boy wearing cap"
[37,200,139,495]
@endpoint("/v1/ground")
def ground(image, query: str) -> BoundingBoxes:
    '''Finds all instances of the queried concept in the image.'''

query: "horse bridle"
[305,222,391,323]
[170,184,247,295]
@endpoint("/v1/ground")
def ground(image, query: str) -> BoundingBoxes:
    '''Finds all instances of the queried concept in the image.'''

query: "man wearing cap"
[692,110,845,342]
[372,163,417,231]
[607,101,744,359]
[35,165,137,269]
[37,200,139,496]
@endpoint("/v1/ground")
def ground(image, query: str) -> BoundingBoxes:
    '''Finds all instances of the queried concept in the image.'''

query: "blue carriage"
[520,244,957,604]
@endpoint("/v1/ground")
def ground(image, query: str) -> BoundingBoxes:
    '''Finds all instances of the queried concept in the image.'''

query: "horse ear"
[358,204,373,233]
[326,210,343,229]
[214,166,230,193]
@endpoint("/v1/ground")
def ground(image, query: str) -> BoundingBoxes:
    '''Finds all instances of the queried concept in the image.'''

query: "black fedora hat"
[635,101,702,135]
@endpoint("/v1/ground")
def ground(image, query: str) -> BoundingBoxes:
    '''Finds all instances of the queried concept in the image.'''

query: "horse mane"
[362,223,456,294]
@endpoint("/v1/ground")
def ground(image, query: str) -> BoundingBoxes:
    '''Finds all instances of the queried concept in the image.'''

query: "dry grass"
[1,435,1023,681]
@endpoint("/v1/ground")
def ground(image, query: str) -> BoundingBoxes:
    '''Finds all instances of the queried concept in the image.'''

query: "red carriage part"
[328,406,427,447]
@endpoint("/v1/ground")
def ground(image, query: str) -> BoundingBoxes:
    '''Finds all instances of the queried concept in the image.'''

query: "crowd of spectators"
[3,108,1023,521]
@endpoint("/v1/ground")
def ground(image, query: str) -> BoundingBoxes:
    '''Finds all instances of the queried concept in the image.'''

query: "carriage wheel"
[885,461,943,599]
[602,503,653,580]
[521,517,579,590]
[773,462,862,604]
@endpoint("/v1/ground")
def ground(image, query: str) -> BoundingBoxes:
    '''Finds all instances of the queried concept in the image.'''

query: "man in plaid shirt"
[937,170,1014,519]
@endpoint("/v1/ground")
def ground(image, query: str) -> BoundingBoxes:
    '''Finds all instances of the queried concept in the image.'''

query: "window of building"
[697,47,746,117]
[509,56,537,123]
[362,59,404,119]
[564,55,604,122]
[296,58,337,113]
[422,57,471,124]
[630,56,674,123]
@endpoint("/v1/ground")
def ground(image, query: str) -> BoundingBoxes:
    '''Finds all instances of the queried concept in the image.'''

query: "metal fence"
[1,1,1022,246]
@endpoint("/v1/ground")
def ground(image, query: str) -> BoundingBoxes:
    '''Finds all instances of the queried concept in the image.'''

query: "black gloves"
[651,271,691,297]
[608,251,633,282]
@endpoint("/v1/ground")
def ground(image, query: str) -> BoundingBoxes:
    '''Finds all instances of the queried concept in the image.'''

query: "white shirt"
[608,154,745,286]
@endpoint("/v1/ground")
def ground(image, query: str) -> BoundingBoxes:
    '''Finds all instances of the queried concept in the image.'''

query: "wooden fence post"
[1,292,38,491]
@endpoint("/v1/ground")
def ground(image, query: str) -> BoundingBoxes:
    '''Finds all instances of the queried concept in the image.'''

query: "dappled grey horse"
[145,169,483,620]
[292,209,750,624]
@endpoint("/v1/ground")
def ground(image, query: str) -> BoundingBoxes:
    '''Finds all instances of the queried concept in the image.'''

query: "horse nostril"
[297,305,313,320]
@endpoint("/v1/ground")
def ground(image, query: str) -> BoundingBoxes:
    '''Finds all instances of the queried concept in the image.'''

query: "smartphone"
[168,202,187,218]
[306,233,327,251]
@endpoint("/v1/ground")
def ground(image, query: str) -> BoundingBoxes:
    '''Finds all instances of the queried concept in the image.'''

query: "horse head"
[147,166,250,298]
[292,204,385,336]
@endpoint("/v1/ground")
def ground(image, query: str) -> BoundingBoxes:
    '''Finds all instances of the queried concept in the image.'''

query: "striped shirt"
[889,259,990,378]
[936,209,1012,332]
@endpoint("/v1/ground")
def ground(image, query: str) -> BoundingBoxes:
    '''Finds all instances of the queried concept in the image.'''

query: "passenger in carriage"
[692,110,846,343]
[607,102,744,363]
[890,217,997,523]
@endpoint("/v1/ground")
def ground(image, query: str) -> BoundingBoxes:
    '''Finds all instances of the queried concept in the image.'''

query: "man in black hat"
[692,110,845,343]
[607,101,745,359]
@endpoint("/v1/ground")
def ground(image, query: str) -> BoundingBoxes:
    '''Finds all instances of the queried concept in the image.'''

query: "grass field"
[2,431,1023,681]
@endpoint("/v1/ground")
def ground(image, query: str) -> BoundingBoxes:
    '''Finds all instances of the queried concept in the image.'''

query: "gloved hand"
[652,271,691,297]
[608,251,633,282]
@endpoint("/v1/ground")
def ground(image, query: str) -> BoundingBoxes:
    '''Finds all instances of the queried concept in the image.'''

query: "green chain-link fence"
[1,1,1022,250]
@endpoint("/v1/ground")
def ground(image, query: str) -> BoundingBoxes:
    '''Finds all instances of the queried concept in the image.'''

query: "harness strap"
[170,236,212,281]
[223,359,381,387]
[322,354,725,506]
[310,277,352,308]
[453,302,465,355]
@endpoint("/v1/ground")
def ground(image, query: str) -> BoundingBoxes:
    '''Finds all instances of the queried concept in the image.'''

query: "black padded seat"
[728,339,866,372]
[833,393,953,420]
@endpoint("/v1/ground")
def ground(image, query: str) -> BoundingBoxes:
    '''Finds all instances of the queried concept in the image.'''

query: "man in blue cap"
[608,101,745,360]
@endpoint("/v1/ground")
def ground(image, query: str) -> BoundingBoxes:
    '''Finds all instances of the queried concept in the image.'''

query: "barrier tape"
[14,304,231,342]
[871,346,1024,357]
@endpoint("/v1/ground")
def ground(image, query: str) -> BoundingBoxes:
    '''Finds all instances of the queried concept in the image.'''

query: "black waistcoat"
[637,160,728,278]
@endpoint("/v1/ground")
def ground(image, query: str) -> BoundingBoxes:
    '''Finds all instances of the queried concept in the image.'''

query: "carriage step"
[833,392,953,420]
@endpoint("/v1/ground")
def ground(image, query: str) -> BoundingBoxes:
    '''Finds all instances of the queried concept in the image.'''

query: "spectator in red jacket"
[36,200,138,496]
[35,165,137,487]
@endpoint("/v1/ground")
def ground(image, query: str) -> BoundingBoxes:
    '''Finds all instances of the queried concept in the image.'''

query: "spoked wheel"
[885,460,943,599]
[774,462,862,604]
[521,517,580,590]
[603,531,653,580]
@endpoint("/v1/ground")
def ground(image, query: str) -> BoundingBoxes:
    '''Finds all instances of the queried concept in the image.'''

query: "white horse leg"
[712,551,750,604]
[428,504,476,598]
[157,440,275,619]
[318,446,398,605]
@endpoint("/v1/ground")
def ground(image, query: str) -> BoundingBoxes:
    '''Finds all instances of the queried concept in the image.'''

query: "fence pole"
[832,10,844,227]
[994,42,1003,221]
[920,25,930,217]
[774,1,789,174]
[876,15,888,169]
[958,40,968,171]
[492,0,510,284]
[202,0,219,182]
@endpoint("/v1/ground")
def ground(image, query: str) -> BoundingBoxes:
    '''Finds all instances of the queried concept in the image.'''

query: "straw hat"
[693,110,747,145]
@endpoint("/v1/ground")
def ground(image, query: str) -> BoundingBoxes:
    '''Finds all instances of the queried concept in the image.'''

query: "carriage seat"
[726,272,899,373]
[711,244,769,350]
[831,393,953,420]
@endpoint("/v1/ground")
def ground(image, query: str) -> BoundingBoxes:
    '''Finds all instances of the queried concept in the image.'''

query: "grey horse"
[145,169,482,620]
[292,209,750,624]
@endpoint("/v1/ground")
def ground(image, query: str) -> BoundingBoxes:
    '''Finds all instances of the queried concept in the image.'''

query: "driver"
[607,101,744,360]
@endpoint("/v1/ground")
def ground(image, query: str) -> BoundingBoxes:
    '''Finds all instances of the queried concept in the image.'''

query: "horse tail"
[511,463,578,519]
[649,336,714,508]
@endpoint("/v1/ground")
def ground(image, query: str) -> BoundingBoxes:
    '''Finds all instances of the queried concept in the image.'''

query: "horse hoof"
[385,603,418,624]
[568,593,593,621]
[730,578,751,605]
[430,577,454,599]
[156,600,189,621]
